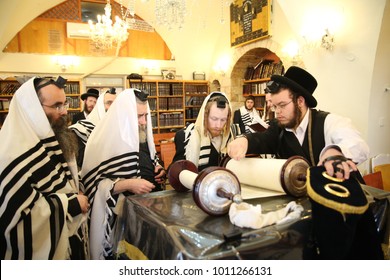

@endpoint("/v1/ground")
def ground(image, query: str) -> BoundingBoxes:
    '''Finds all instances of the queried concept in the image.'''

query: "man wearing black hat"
[227,66,385,260]
[71,88,99,124]
[228,66,369,180]
[233,95,268,134]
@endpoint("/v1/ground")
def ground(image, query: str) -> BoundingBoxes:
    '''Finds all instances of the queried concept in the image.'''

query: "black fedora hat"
[81,88,99,101]
[271,66,318,108]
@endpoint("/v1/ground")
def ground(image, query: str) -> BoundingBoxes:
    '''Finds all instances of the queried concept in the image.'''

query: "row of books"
[148,98,157,111]
[159,112,184,127]
[0,99,10,110]
[158,84,183,96]
[186,96,205,106]
[158,97,183,110]
[185,108,200,119]
[66,96,81,109]
[130,82,158,96]
[184,84,208,94]
[243,83,268,95]
[64,83,80,94]
[150,113,158,128]
[244,60,284,80]
[0,83,20,94]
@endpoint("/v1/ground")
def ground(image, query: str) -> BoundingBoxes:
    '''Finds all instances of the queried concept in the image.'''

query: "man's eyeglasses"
[271,100,293,112]
[42,102,69,113]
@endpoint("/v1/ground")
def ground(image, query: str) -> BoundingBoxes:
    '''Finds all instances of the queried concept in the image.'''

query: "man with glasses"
[81,88,166,259]
[228,66,369,180]
[227,67,385,260]
[0,76,89,259]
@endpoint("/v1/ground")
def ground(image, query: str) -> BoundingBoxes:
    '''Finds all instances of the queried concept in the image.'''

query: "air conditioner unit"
[66,22,91,39]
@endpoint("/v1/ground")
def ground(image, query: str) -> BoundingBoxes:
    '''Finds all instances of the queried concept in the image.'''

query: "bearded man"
[81,88,165,259]
[228,66,369,180]
[0,76,89,259]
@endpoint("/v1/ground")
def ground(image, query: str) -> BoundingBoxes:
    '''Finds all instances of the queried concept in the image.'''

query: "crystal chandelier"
[88,0,130,49]
[155,0,186,30]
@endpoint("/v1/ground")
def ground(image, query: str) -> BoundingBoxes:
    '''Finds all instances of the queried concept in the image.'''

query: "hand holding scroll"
[227,136,248,161]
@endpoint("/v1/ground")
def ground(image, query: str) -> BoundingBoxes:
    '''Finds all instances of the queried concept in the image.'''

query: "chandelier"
[155,0,187,30]
[88,0,130,49]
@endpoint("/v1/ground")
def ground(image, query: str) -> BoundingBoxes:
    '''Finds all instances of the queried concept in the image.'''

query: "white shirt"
[286,109,369,164]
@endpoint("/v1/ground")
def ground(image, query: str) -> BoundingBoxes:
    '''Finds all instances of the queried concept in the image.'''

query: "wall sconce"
[300,6,343,53]
[282,40,302,65]
[213,55,231,77]
[53,55,79,72]
[321,29,335,51]
[140,59,160,75]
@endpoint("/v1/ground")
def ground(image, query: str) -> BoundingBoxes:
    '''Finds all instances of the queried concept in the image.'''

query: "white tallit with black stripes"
[0,77,86,259]
[69,91,108,145]
[239,105,263,133]
[81,89,156,259]
[184,92,233,168]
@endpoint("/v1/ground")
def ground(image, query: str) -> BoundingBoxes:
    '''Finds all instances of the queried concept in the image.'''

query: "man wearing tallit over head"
[69,88,117,168]
[0,77,89,260]
[171,91,236,171]
[81,88,166,260]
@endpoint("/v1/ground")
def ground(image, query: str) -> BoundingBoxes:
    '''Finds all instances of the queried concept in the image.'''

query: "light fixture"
[155,0,187,30]
[88,0,130,50]
[321,28,335,51]
[53,56,79,72]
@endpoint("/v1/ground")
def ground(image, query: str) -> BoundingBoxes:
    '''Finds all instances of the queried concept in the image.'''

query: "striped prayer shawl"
[81,89,156,259]
[0,77,87,260]
[69,92,109,145]
[184,92,235,169]
[0,136,79,259]
[82,151,139,259]
[69,119,95,145]
[239,106,254,134]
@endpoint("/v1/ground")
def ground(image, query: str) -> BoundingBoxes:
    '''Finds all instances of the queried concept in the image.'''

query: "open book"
[249,115,269,132]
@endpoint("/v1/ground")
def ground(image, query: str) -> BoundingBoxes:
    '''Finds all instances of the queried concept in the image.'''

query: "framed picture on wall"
[230,0,271,47]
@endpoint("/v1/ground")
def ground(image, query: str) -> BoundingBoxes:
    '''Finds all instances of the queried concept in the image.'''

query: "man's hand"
[77,193,90,214]
[227,137,248,161]
[318,147,357,180]
[154,165,166,184]
[113,178,155,195]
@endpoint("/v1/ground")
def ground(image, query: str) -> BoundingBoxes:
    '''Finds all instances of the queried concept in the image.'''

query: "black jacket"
[246,109,329,166]
[72,112,86,125]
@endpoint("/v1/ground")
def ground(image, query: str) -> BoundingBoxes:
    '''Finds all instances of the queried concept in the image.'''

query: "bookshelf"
[242,57,284,114]
[0,78,81,129]
[0,78,20,128]
[65,80,82,123]
[128,79,209,133]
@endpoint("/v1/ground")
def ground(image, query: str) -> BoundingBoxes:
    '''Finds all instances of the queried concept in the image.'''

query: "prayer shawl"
[69,91,108,145]
[81,89,156,259]
[185,92,233,169]
[239,105,266,133]
[0,77,87,259]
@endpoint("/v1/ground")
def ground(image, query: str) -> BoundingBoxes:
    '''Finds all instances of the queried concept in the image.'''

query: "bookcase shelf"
[128,79,209,133]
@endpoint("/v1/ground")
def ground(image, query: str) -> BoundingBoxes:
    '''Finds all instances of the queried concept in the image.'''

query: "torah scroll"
[221,156,309,199]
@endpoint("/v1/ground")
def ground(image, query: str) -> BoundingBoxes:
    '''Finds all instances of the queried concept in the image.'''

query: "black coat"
[71,112,86,125]
[233,109,245,135]
[245,109,329,166]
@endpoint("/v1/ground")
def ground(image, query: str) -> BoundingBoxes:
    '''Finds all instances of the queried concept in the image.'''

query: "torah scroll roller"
[168,160,242,216]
